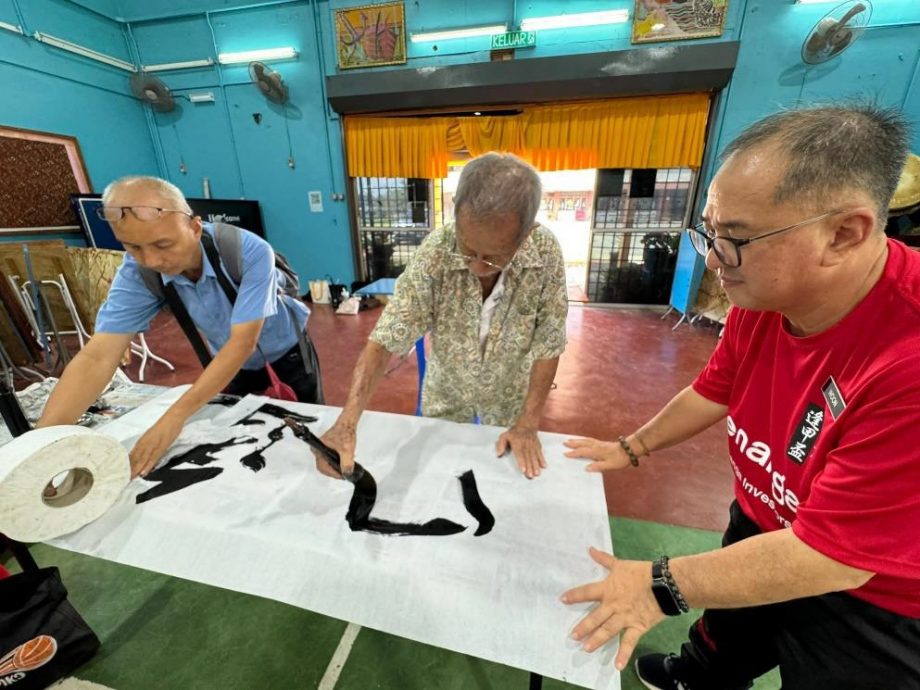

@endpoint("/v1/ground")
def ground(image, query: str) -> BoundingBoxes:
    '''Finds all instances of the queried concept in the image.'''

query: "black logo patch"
[786,403,825,464]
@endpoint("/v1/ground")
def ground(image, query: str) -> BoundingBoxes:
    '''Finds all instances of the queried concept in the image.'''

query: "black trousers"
[679,501,920,690]
[224,333,324,404]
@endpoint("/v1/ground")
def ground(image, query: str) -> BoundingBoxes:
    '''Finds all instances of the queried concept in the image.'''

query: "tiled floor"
[127,302,732,532]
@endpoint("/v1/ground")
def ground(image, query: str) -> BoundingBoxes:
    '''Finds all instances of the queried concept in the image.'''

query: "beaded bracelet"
[617,436,641,467]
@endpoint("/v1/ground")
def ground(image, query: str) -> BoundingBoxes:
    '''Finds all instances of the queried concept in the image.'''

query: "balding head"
[721,103,909,227]
[102,176,192,215]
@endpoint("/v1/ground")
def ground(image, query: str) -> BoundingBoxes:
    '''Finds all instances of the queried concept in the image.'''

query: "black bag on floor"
[0,539,100,689]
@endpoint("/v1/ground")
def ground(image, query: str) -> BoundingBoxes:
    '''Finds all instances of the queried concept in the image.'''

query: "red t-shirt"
[693,239,920,617]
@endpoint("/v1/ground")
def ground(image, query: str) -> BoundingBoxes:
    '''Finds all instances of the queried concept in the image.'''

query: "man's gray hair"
[453,152,542,237]
[101,176,192,214]
[721,103,910,225]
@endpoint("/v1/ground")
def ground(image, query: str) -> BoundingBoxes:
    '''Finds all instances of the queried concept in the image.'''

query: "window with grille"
[354,177,434,280]
[587,168,694,304]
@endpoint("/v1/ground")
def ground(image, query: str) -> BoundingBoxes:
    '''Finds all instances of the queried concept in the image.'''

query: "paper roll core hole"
[41,468,94,508]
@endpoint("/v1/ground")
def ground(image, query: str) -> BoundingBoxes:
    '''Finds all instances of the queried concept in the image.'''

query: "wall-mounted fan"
[129,73,176,112]
[802,0,872,65]
[249,61,288,104]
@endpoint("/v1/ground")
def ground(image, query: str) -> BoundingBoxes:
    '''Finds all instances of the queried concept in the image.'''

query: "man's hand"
[561,548,665,671]
[563,437,633,472]
[496,425,546,479]
[316,420,357,479]
[129,413,185,478]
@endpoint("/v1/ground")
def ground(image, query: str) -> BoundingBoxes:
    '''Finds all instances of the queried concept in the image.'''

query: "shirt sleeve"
[792,366,920,579]
[231,231,278,325]
[692,307,741,404]
[529,231,568,361]
[94,255,164,335]
[370,237,438,354]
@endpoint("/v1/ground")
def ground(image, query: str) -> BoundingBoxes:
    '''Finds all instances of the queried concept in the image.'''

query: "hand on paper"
[129,412,185,478]
[316,420,356,480]
[561,548,665,671]
[563,437,633,472]
[496,425,546,479]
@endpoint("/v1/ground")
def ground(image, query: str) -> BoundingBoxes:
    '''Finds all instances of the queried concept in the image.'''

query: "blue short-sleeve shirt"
[95,224,309,370]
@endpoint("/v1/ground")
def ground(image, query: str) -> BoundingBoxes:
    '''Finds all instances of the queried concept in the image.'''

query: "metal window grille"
[585,231,680,303]
[356,177,430,228]
[587,168,694,304]
[593,168,692,229]
[355,177,433,280]
[360,229,431,281]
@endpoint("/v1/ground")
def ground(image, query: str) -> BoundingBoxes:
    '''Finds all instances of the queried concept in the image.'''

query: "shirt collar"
[161,240,215,285]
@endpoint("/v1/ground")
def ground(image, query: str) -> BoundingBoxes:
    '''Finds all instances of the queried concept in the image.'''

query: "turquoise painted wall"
[126,2,354,285]
[3,0,919,282]
[0,0,160,211]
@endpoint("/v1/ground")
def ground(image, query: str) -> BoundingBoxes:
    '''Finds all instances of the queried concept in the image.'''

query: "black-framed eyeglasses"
[687,209,843,268]
[96,206,192,223]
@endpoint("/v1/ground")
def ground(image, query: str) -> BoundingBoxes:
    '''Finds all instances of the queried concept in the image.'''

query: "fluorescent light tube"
[520,10,630,31]
[410,24,507,42]
[33,31,136,71]
[217,47,297,64]
[143,58,214,72]
[0,21,23,34]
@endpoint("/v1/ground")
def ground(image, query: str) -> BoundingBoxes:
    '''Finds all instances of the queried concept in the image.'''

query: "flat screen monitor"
[71,195,265,250]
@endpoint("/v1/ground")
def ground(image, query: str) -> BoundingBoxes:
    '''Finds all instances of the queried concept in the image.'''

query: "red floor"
[124,303,732,531]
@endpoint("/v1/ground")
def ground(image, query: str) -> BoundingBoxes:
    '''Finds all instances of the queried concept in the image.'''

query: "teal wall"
[0,0,159,199]
[3,0,919,284]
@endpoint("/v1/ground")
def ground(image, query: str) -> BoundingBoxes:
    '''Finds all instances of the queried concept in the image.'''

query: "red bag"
[261,363,297,402]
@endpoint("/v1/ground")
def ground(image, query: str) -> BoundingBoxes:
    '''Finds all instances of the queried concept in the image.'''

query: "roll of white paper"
[0,425,129,542]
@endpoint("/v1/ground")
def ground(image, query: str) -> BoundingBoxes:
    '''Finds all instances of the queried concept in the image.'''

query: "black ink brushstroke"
[136,466,225,504]
[238,403,317,426]
[234,418,266,426]
[208,393,241,407]
[458,470,495,536]
[136,436,254,504]
[239,425,286,473]
[284,417,469,537]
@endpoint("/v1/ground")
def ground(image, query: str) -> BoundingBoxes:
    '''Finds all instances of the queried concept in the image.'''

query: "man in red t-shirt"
[561,104,920,690]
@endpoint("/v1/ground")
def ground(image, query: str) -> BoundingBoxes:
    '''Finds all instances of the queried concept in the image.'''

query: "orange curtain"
[343,93,710,178]
[345,116,452,179]
[457,115,527,158]
[523,94,710,171]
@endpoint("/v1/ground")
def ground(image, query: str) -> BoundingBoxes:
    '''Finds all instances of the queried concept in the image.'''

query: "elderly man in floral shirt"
[317,152,568,479]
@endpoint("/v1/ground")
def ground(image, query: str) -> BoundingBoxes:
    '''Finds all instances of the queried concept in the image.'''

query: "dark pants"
[679,501,920,690]
[224,333,324,404]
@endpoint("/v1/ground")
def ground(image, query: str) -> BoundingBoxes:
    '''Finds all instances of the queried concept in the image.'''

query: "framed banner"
[632,0,728,44]
[334,2,407,70]
[0,126,91,234]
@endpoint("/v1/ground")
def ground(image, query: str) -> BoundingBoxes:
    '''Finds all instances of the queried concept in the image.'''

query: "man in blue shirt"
[38,176,322,477]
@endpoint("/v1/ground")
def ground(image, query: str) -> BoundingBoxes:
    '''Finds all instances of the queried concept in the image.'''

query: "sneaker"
[635,653,692,690]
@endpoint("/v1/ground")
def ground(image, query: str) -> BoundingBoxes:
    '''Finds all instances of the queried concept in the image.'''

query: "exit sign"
[491,30,536,50]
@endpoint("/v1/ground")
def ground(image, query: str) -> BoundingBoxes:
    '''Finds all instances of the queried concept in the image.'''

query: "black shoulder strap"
[160,274,213,369]
[138,265,165,300]
[201,231,238,304]
[211,223,244,285]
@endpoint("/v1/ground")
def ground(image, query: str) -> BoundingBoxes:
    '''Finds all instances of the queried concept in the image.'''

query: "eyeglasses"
[687,209,843,268]
[96,206,192,223]
[450,237,518,274]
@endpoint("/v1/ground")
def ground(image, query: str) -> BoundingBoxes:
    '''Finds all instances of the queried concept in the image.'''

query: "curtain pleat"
[344,93,710,178]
